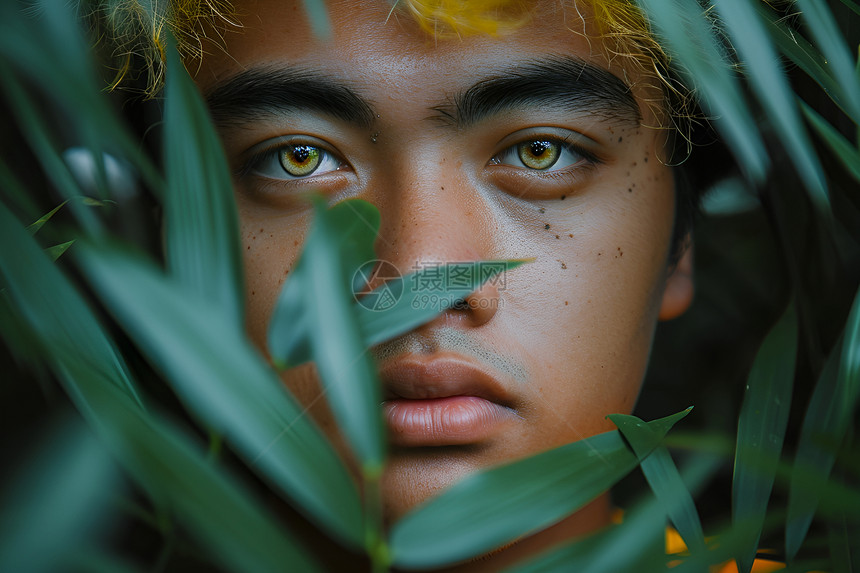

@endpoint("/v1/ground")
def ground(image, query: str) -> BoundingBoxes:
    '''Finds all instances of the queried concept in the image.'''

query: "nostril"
[451,298,469,311]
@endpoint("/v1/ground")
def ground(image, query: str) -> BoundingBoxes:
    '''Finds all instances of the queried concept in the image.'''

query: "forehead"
[195,0,657,125]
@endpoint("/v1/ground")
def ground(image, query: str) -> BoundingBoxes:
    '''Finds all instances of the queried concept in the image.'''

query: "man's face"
[195,0,690,530]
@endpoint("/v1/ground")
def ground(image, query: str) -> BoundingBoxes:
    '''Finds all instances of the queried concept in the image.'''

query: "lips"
[380,355,520,447]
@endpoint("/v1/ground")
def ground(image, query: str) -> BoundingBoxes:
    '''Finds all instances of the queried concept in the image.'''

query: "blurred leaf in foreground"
[390,408,692,568]
[732,303,798,573]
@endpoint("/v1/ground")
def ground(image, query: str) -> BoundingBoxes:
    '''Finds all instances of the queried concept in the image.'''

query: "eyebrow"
[204,67,377,129]
[433,56,641,128]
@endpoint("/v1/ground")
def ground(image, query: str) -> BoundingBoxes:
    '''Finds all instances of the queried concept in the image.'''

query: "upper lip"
[379,353,516,408]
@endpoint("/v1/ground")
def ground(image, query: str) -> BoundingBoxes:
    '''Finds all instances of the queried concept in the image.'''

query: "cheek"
[495,166,674,438]
[239,203,311,351]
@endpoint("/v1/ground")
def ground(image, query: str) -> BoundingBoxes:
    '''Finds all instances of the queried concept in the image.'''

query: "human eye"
[490,137,596,172]
[244,137,345,181]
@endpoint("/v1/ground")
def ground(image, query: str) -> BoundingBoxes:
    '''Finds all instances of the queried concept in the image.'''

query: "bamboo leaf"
[732,302,798,573]
[28,201,68,235]
[756,2,855,122]
[510,454,718,573]
[714,0,828,209]
[46,240,75,261]
[800,100,860,183]
[164,43,244,330]
[786,334,844,559]
[89,385,323,573]
[75,241,365,548]
[269,199,384,468]
[0,419,118,573]
[609,409,705,554]
[53,360,323,573]
[795,0,860,122]
[301,0,332,39]
[635,0,768,181]
[389,409,691,568]
[357,258,529,348]
[835,0,860,17]
[0,199,143,409]
[0,0,163,194]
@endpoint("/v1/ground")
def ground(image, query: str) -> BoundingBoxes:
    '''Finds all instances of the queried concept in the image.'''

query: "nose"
[367,166,501,328]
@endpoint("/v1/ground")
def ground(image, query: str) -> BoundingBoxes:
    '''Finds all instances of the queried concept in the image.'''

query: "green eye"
[280,145,322,176]
[517,140,560,170]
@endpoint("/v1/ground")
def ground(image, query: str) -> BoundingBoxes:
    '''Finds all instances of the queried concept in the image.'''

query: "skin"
[194,0,694,569]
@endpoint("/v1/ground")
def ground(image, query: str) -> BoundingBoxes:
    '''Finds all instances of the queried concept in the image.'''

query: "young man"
[191,0,695,568]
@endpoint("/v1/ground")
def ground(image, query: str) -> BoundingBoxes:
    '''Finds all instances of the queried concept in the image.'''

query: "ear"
[658,238,694,321]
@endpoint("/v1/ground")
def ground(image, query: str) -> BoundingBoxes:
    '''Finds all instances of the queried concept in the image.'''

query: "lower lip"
[384,396,516,447]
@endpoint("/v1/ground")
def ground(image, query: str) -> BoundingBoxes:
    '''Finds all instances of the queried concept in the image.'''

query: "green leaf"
[836,0,860,17]
[301,0,332,39]
[0,200,143,409]
[0,60,100,234]
[732,302,798,573]
[46,240,75,261]
[786,334,844,559]
[269,198,380,367]
[800,100,860,183]
[510,454,718,573]
[713,0,828,209]
[389,410,691,568]
[27,201,69,235]
[508,498,667,573]
[75,240,365,548]
[0,0,163,195]
[635,0,768,182]
[164,43,244,330]
[795,0,860,123]
[272,198,385,468]
[609,408,704,553]
[357,258,529,348]
[0,418,119,573]
[755,2,856,123]
[91,386,323,573]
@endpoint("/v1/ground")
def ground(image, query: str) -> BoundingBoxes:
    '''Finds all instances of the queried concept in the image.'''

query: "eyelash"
[490,136,599,172]
[239,140,345,181]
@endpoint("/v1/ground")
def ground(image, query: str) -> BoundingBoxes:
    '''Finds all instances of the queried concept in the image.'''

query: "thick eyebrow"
[434,56,641,128]
[204,67,376,129]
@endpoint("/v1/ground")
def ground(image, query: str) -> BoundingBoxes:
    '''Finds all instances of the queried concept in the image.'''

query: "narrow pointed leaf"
[75,241,365,548]
[90,386,323,573]
[0,0,163,194]
[714,0,827,208]
[801,101,860,183]
[0,200,142,409]
[28,201,68,235]
[389,409,691,568]
[288,198,384,467]
[46,240,75,261]
[163,43,243,329]
[795,0,860,122]
[836,0,860,17]
[269,198,379,367]
[0,419,118,573]
[756,2,855,123]
[357,258,529,348]
[511,454,718,573]
[732,303,798,573]
[635,0,768,181]
[609,409,704,553]
[786,335,843,559]
[54,363,323,573]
